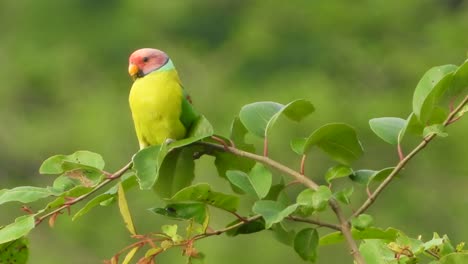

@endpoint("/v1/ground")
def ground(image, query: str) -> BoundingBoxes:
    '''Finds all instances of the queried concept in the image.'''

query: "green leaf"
[186,115,214,139]
[239,100,314,138]
[423,124,448,138]
[264,100,315,135]
[271,223,296,246]
[448,59,468,97]
[369,117,407,145]
[226,170,255,195]
[230,117,256,150]
[293,123,363,165]
[132,115,213,190]
[439,234,456,256]
[422,237,444,251]
[429,106,450,124]
[0,216,35,245]
[396,232,425,254]
[214,153,255,191]
[168,183,239,212]
[320,227,399,246]
[122,246,139,264]
[226,163,272,199]
[0,237,29,264]
[118,183,136,235]
[154,147,198,198]
[161,224,182,242]
[39,150,105,174]
[252,200,299,229]
[149,203,207,225]
[413,65,458,123]
[350,167,395,186]
[73,193,113,221]
[0,187,53,205]
[297,186,332,211]
[369,167,395,185]
[51,175,81,193]
[214,117,255,186]
[72,175,137,221]
[351,214,374,230]
[294,228,318,262]
[264,183,286,201]
[334,186,354,205]
[350,170,375,185]
[225,218,265,237]
[400,113,425,140]
[325,165,353,183]
[132,145,161,190]
[239,101,282,137]
[439,253,468,264]
[359,239,395,264]
[296,189,314,206]
[290,137,307,155]
[248,163,272,199]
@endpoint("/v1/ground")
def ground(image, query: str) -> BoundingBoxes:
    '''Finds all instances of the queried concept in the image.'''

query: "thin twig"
[230,211,248,222]
[287,216,341,231]
[192,215,262,240]
[425,249,440,260]
[300,154,307,175]
[198,142,320,190]
[35,161,133,225]
[352,95,467,218]
[397,142,404,161]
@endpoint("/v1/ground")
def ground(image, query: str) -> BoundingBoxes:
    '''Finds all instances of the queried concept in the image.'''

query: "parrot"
[128,48,199,149]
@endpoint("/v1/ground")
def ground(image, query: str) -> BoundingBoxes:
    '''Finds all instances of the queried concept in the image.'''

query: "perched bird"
[128,48,198,149]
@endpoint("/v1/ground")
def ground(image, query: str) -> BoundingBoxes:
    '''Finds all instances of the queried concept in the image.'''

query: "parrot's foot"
[164,138,176,145]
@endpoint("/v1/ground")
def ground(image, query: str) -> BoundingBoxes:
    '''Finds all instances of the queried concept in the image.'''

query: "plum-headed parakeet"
[128,48,198,149]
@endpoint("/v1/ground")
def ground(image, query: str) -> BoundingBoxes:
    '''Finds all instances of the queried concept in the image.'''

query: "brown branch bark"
[287,216,341,231]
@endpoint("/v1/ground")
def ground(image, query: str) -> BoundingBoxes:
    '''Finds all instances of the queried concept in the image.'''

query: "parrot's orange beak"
[128,63,139,80]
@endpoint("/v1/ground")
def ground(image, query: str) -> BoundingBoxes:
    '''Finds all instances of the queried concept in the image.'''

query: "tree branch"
[35,161,133,225]
[330,200,366,263]
[197,142,365,263]
[352,95,467,218]
[199,142,320,190]
[287,216,341,231]
[192,215,262,240]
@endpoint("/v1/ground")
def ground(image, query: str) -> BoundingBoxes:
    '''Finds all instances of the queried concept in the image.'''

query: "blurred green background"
[1,0,467,263]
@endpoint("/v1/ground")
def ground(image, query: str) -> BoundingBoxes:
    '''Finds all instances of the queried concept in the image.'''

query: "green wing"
[179,88,199,133]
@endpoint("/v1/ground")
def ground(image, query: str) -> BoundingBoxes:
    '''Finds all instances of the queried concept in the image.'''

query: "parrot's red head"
[128,48,169,80]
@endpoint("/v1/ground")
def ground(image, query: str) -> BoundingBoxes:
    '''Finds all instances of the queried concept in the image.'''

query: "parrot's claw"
[164,138,175,145]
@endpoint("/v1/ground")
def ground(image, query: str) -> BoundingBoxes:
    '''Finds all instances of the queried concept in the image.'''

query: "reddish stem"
[230,211,248,222]
[300,154,307,175]
[447,116,461,125]
[366,186,372,198]
[397,142,404,161]
[263,137,268,157]
[211,135,231,151]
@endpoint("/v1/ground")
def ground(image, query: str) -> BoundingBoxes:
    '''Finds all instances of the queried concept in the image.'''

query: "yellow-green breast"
[129,69,185,148]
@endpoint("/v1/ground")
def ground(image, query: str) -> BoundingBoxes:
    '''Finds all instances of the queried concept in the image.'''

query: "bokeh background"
[1,1,467,263]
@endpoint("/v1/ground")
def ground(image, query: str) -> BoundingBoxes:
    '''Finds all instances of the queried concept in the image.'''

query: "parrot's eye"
[142,56,149,63]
